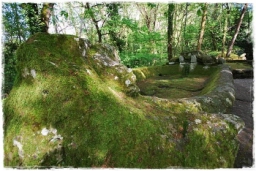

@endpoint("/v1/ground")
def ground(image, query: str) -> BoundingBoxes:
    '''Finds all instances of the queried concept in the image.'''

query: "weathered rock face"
[80,42,140,97]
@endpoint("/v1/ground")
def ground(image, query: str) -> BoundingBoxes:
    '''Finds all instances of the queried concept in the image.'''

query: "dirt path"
[231,79,254,168]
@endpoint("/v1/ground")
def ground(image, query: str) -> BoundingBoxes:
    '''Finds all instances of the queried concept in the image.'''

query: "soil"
[231,79,254,168]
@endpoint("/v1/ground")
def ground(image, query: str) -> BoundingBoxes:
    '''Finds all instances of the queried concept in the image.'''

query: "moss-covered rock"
[3,33,243,168]
[85,43,140,97]
[134,64,237,114]
[180,51,216,64]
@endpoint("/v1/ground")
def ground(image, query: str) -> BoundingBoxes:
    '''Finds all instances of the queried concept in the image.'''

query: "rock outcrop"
[3,33,244,168]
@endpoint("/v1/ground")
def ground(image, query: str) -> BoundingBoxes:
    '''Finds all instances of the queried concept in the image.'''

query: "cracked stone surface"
[231,79,254,168]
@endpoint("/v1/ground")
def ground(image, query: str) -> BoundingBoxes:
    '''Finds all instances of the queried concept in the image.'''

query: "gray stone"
[179,55,184,63]
[87,44,140,97]
[30,69,36,78]
[221,114,245,133]
[190,63,197,71]
[180,51,215,64]
[239,53,246,60]
[191,55,197,63]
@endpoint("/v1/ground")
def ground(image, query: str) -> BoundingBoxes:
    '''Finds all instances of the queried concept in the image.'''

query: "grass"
[3,33,241,168]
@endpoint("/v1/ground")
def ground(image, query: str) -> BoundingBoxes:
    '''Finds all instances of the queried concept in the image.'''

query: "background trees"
[2,2,253,95]
[226,3,248,58]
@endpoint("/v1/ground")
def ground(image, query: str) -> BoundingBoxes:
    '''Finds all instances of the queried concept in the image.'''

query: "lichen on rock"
[86,43,140,97]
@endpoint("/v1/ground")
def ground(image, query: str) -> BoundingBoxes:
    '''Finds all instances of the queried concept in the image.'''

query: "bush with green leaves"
[3,42,18,96]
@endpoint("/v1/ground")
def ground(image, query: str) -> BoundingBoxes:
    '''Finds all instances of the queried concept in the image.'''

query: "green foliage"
[3,43,18,95]
[2,3,29,42]
[20,3,44,35]
[2,2,253,70]
[120,52,166,68]
[60,10,68,19]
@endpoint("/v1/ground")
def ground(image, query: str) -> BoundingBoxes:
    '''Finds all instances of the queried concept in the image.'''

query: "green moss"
[226,62,253,70]
[211,51,240,59]
[4,33,241,168]
[133,65,219,81]
[137,76,208,99]
[200,67,220,95]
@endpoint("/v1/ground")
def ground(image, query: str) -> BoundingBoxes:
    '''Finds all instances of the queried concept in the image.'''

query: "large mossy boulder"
[3,33,243,168]
[3,33,156,168]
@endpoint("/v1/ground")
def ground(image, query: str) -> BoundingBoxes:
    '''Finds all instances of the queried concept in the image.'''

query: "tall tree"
[3,3,28,43]
[41,3,55,33]
[226,3,248,57]
[197,3,208,51]
[21,3,42,35]
[136,3,159,32]
[208,3,220,51]
[106,3,125,52]
[221,3,230,57]
[167,3,175,61]
[182,3,189,51]
[85,2,104,43]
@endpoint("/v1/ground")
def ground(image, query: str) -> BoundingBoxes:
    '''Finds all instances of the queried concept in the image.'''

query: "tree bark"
[197,3,208,51]
[182,3,189,51]
[210,3,219,51]
[226,3,248,58]
[41,3,54,33]
[167,3,175,62]
[106,3,125,52]
[85,2,102,43]
[13,4,23,43]
[136,3,159,32]
[221,3,230,57]
[210,30,217,51]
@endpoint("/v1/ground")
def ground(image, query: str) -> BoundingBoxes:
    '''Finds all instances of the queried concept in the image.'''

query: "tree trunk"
[210,31,217,51]
[210,3,219,51]
[197,3,208,51]
[85,2,102,43]
[226,3,248,58]
[41,3,54,33]
[182,3,189,51]
[152,4,159,31]
[106,3,125,52]
[167,4,175,62]
[13,4,23,43]
[221,3,230,57]
[136,3,159,32]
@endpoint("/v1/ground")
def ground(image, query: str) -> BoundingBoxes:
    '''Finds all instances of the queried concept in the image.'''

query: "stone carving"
[179,55,185,63]
[191,55,197,63]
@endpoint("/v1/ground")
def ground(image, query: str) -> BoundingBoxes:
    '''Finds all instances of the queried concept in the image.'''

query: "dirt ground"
[231,79,254,168]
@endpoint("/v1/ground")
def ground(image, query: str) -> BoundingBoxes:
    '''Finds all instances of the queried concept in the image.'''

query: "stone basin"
[133,64,244,133]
